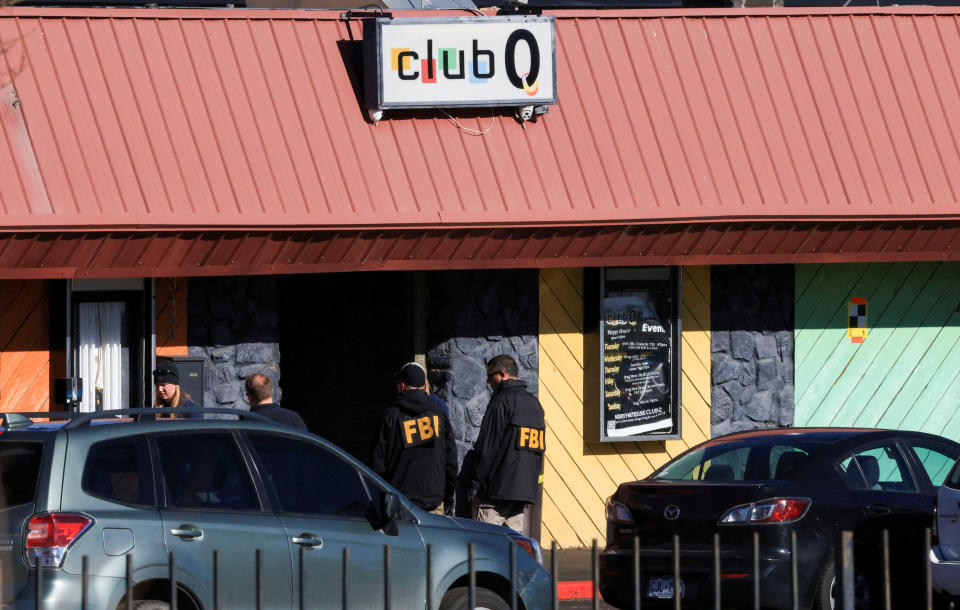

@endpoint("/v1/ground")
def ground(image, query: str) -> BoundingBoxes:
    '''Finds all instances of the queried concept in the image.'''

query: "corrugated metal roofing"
[0,221,955,278]
[3,7,960,232]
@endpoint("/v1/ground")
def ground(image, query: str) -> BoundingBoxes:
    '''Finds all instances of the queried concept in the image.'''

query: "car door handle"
[865,504,891,515]
[170,527,203,539]
[292,534,323,548]
[942,513,959,523]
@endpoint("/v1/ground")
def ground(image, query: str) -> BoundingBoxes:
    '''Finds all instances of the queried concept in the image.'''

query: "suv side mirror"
[379,492,401,536]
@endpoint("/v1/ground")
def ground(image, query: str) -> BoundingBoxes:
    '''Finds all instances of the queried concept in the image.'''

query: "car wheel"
[132,601,170,610]
[813,557,872,610]
[439,586,510,610]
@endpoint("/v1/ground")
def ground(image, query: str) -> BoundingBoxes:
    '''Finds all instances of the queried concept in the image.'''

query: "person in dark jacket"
[244,373,307,430]
[371,362,457,514]
[462,354,545,532]
[153,362,203,419]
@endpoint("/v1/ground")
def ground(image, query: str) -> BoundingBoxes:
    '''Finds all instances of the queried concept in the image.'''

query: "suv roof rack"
[0,408,273,430]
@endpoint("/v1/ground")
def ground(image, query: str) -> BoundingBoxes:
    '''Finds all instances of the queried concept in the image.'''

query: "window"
[0,441,43,508]
[82,437,153,505]
[651,439,817,482]
[247,433,371,518]
[840,445,916,492]
[905,442,960,488]
[156,433,259,511]
[599,267,681,441]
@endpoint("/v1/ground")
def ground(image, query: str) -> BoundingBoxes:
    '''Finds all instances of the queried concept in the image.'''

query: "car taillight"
[509,534,544,565]
[24,513,93,568]
[719,498,810,525]
[606,497,633,524]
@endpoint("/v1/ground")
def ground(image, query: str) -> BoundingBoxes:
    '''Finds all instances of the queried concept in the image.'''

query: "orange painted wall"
[156,278,188,357]
[0,281,54,412]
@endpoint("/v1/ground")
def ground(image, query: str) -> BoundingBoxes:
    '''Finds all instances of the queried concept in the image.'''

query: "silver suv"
[0,409,550,609]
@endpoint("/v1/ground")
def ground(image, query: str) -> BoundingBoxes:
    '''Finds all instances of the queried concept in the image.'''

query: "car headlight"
[509,534,543,565]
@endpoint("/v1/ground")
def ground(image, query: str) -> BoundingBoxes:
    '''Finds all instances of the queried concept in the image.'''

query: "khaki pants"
[474,499,527,533]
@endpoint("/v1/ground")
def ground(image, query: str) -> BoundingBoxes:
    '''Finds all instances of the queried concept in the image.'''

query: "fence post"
[551,541,559,610]
[81,555,88,610]
[468,543,476,610]
[342,548,349,610]
[384,545,392,610]
[753,531,760,610]
[634,535,641,610]
[510,539,517,610]
[592,539,600,610]
[841,531,854,610]
[882,529,891,610]
[925,528,933,610]
[673,535,680,610]
[126,554,133,610]
[169,551,177,610]
[790,530,798,610]
[714,533,721,610]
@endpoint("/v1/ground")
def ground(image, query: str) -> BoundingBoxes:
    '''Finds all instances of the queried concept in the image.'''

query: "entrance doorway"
[69,279,151,412]
[278,272,415,464]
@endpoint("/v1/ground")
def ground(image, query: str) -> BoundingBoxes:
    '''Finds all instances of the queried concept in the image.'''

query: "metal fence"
[32,529,950,609]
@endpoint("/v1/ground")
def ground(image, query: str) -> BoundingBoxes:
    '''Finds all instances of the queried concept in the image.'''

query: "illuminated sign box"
[363,16,557,110]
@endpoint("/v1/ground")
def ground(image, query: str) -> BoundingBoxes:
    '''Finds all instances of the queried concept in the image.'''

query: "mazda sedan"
[600,428,960,609]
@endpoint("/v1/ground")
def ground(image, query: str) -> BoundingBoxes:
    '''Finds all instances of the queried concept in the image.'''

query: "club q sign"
[363,16,557,110]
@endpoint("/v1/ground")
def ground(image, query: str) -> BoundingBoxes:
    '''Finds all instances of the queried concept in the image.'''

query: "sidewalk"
[544,547,612,604]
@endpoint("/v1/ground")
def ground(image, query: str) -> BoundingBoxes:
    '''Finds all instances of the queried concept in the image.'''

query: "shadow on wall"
[187,276,282,413]
[0,280,64,412]
[711,265,795,436]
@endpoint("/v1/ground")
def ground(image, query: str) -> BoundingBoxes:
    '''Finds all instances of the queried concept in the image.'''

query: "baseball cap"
[396,362,426,388]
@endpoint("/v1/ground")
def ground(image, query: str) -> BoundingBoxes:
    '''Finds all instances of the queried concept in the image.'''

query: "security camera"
[517,105,534,122]
[368,108,384,123]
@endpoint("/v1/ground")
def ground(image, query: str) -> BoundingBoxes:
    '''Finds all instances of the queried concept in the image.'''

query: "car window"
[82,436,154,506]
[247,433,372,518]
[651,440,816,481]
[156,433,259,511]
[906,442,960,488]
[840,444,916,492]
[0,441,44,508]
[945,459,960,491]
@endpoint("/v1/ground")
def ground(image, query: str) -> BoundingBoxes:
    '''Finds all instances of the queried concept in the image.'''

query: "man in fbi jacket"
[372,362,457,515]
[463,354,545,533]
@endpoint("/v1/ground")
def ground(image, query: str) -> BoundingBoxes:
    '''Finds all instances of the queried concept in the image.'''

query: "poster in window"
[600,267,679,440]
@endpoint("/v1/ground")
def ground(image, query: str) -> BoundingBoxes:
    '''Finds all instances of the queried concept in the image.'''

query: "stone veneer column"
[187,276,281,411]
[711,265,794,436]
[426,269,539,465]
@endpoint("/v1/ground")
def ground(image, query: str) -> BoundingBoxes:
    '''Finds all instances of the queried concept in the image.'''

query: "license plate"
[647,576,685,599]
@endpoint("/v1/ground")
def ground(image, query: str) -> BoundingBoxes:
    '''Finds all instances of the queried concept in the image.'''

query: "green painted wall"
[794,262,960,442]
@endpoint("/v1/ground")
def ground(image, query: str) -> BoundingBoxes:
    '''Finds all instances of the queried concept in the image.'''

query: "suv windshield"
[650,439,820,482]
[0,441,44,508]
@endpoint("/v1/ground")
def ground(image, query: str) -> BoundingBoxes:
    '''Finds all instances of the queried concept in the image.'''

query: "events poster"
[602,295,673,437]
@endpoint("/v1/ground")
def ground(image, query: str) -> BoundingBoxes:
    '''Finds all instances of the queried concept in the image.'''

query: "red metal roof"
[4,7,960,233]
[0,221,956,279]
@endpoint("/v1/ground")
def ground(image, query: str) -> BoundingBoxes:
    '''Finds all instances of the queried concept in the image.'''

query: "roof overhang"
[2,220,956,279]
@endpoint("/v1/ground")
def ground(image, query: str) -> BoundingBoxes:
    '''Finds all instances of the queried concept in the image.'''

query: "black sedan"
[599,428,960,609]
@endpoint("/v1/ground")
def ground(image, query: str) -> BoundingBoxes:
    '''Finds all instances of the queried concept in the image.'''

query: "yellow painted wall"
[538,267,711,548]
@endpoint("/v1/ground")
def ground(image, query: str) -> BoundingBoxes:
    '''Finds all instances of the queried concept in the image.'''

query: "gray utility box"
[159,357,205,407]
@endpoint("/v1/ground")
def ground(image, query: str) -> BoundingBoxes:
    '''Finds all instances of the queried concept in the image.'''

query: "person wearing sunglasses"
[461,354,545,533]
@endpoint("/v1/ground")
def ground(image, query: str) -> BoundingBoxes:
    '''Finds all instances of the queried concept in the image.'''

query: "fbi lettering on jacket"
[401,415,441,447]
[516,426,546,453]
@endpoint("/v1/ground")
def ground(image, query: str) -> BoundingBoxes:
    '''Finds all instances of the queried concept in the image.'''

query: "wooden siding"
[795,262,960,441]
[0,280,52,412]
[538,267,712,548]
[156,278,188,357]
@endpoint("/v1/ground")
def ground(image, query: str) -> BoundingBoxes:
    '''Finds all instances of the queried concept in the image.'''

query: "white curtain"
[77,302,126,412]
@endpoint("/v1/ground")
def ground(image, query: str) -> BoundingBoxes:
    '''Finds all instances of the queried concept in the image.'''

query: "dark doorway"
[278,272,415,465]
